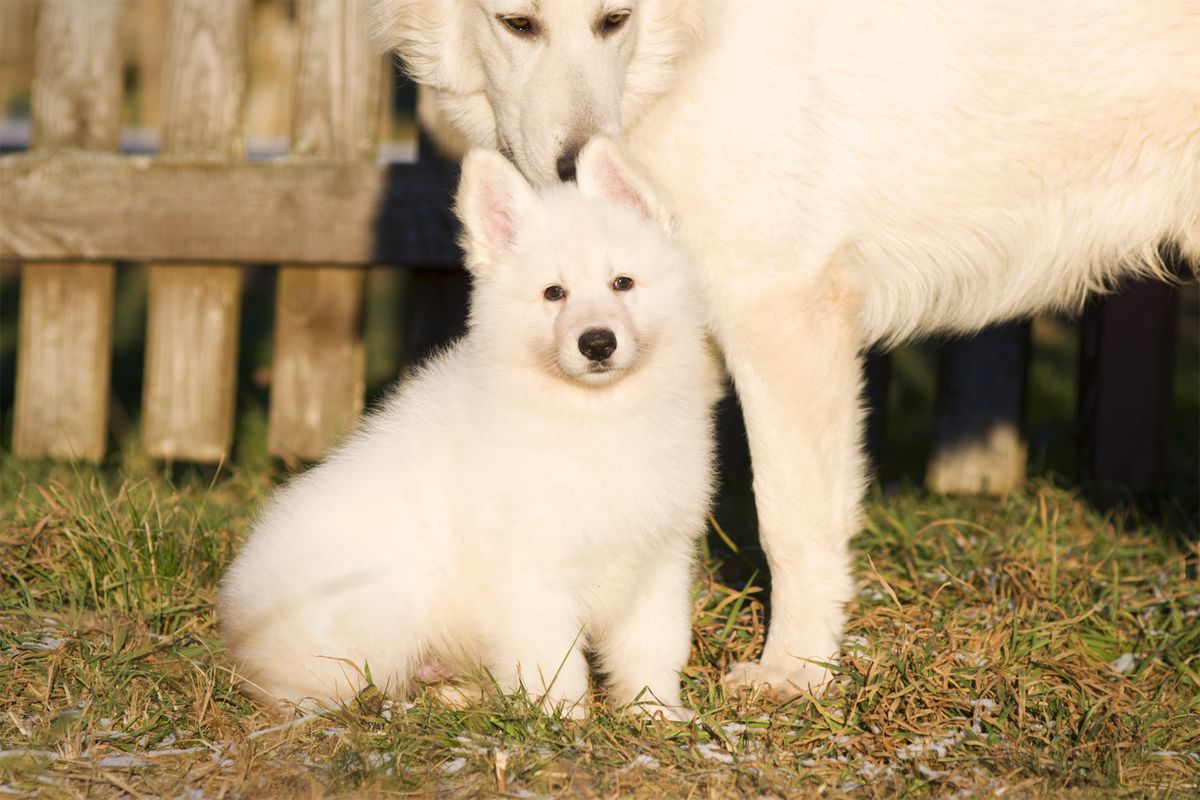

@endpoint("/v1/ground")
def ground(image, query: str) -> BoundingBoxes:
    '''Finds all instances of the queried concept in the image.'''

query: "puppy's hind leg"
[592,549,696,723]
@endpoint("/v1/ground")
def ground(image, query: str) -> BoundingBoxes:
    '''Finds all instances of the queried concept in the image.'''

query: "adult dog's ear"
[576,135,674,234]
[455,149,534,274]
[368,0,484,96]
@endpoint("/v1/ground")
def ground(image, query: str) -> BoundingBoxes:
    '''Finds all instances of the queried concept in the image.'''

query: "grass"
[1,280,1197,797]
[2,462,1198,797]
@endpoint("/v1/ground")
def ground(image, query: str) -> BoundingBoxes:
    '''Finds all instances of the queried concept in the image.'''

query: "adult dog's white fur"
[219,137,721,718]
[372,0,1200,697]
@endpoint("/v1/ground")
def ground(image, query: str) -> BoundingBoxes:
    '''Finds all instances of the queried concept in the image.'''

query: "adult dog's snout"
[578,328,617,361]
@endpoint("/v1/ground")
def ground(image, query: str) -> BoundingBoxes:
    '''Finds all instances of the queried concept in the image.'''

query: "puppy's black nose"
[578,328,617,362]
[556,146,579,182]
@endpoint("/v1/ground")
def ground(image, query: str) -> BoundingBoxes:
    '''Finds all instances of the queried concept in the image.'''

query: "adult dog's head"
[370,0,711,185]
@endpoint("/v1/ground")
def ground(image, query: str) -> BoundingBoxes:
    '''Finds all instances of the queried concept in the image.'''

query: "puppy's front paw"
[722,659,832,702]
[627,701,696,724]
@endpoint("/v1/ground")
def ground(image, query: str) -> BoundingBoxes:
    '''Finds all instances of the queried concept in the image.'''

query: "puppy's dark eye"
[601,10,630,33]
[501,15,536,35]
[612,276,634,291]
[544,285,566,301]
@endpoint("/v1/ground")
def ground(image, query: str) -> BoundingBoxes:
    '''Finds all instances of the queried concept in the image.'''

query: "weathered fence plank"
[268,0,381,462]
[0,0,39,114]
[926,322,1031,494]
[0,154,460,266]
[141,0,249,463]
[12,0,121,461]
[1078,278,1179,489]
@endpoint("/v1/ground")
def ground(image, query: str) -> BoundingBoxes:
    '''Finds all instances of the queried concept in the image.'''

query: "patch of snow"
[1109,653,1138,674]
[0,750,57,760]
[916,763,946,780]
[619,753,661,773]
[692,742,734,764]
[452,734,491,755]
[953,651,988,668]
[896,729,968,761]
[855,758,895,780]
[246,712,322,740]
[174,787,211,800]
[441,756,467,774]
[94,755,152,768]
[28,637,67,652]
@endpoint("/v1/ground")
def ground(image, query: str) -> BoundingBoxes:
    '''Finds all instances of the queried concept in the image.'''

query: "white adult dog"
[371,0,1200,697]
[220,138,720,717]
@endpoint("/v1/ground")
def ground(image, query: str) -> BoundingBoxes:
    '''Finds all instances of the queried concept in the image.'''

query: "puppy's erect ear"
[368,0,484,95]
[576,135,674,234]
[456,149,535,273]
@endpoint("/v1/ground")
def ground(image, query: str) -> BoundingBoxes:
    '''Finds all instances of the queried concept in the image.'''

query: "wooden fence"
[0,0,1186,494]
[2,0,459,466]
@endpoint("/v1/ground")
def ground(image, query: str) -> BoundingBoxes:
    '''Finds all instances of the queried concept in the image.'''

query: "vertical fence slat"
[0,0,39,113]
[12,0,121,461]
[266,0,380,462]
[141,0,249,463]
[403,104,471,368]
[1078,279,1179,489]
[925,322,1031,494]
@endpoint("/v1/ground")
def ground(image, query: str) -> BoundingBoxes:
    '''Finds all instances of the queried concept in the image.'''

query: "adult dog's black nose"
[578,328,617,361]
[556,146,580,182]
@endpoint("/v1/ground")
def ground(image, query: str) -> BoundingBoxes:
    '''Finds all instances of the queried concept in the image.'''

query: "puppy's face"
[457,137,691,387]
[500,200,654,386]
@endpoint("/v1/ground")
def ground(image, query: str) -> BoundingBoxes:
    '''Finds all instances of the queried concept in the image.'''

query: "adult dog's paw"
[722,660,832,701]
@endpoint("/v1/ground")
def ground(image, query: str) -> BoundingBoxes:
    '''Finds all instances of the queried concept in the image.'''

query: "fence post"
[925,322,1031,494]
[141,0,249,463]
[1078,278,1179,489]
[267,0,381,462]
[0,0,39,114]
[12,0,121,461]
[398,85,470,368]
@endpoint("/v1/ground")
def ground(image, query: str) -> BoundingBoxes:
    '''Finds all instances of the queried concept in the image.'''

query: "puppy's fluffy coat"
[218,137,720,719]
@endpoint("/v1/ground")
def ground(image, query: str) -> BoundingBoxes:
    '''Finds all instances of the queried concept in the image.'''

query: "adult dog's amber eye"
[544,285,566,301]
[612,276,634,291]
[502,15,535,35]
[602,10,630,32]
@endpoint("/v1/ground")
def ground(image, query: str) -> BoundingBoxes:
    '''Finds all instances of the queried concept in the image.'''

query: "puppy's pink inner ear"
[596,156,654,221]
[481,182,518,250]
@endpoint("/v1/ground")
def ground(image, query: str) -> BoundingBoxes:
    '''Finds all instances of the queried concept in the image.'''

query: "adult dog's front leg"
[715,272,866,699]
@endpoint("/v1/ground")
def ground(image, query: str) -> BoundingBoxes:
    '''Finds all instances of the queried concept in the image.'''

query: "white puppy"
[219,137,721,719]
[371,0,1200,697]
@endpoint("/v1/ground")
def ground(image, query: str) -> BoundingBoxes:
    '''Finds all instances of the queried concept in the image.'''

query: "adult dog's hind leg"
[714,268,866,700]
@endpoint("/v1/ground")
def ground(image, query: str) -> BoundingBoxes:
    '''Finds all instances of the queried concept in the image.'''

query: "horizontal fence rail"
[0,154,461,268]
